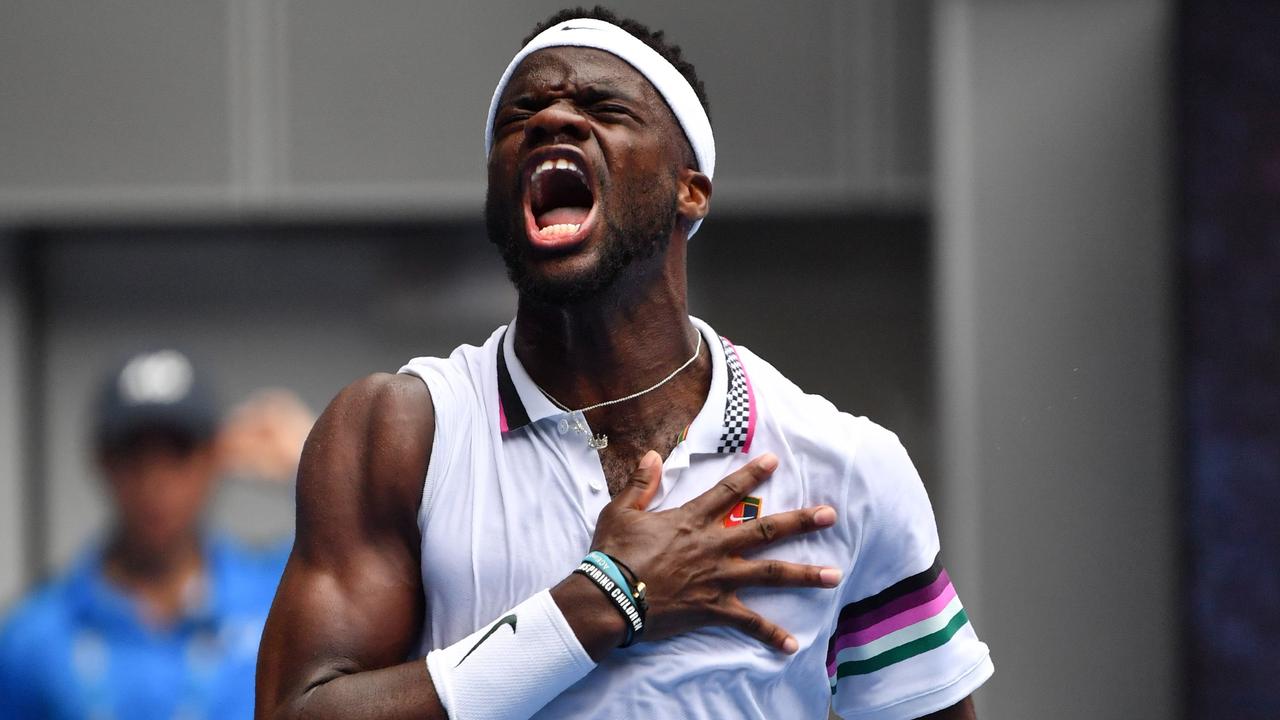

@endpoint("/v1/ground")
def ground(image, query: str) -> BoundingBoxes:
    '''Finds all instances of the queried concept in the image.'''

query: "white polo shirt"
[400,316,992,720]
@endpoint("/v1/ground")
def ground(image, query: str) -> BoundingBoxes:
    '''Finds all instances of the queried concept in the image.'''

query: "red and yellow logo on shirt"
[724,496,762,527]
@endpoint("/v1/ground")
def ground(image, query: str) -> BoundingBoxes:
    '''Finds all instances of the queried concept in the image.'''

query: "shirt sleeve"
[828,423,993,720]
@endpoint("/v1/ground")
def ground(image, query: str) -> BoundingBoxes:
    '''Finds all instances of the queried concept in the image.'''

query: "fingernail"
[757,454,778,472]
[814,506,836,526]
[820,568,843,586]
[782,636,799,654]
[639,450,659,470]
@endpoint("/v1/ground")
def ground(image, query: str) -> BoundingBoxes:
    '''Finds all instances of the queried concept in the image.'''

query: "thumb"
[617,450,663,510]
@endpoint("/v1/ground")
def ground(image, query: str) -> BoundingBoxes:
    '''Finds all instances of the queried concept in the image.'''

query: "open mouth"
[523,150,597,251]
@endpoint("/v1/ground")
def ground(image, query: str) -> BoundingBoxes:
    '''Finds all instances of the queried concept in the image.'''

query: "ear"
[676,168,713,225]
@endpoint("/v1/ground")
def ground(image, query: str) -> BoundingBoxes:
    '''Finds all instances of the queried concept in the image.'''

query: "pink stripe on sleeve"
[830,582,958,654]
[834,569,953,636]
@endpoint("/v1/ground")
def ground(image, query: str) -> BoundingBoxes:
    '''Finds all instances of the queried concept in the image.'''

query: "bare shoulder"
[295,372,435,553]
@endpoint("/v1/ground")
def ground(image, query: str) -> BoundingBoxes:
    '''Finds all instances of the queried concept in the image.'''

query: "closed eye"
[579,87,639,120]
[495,109,532,129]
[495,96,545,127]
[589,102,639,123]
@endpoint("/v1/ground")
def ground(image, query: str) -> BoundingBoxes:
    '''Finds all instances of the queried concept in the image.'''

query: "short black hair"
[523,6,711,122]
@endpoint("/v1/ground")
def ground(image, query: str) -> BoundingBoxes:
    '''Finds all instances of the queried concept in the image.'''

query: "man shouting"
[256,8,992,719]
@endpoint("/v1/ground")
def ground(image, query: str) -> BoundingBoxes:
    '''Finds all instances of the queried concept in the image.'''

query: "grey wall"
[0,0,931,221]
[935,1,1177,718]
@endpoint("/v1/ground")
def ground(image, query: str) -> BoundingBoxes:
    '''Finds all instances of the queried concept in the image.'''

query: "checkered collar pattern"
[495,317,757,455]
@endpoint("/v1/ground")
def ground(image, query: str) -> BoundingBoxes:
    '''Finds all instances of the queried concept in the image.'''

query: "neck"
[513,246,707,432]
[103,531,205,620]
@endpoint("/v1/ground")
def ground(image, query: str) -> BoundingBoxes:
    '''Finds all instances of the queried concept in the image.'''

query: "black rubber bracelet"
[600,553,649,619]
[607,554,640,591]
[574,562,643,638]
[574,562,644,647]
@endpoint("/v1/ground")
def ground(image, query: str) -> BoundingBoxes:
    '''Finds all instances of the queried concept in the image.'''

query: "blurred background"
[0,0,1275,718]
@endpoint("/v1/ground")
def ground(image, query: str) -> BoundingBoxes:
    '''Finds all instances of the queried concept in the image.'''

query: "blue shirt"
[0,536,288,720]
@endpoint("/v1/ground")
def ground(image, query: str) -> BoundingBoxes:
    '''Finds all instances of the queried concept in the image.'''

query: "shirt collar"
[496,316,567,431]
[495,315,757,456]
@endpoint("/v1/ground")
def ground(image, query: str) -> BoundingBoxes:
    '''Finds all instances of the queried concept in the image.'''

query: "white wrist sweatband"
[426,589,596,720]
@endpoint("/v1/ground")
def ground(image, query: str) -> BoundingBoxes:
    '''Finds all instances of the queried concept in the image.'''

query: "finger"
[720,598,799,654]
[614,450,663,510]
[683,454,778,519]
[721,558,843,589]
[723,505,837,551]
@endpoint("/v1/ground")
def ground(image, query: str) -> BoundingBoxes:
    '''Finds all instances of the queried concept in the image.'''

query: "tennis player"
[256,8,992,719]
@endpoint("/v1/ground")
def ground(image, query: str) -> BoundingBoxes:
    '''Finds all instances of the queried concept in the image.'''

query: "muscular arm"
[255,373,443,720]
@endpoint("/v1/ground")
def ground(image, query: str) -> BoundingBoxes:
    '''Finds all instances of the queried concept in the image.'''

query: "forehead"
[500,46,663,105]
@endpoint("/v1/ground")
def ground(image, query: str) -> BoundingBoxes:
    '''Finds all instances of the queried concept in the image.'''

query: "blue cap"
[95,349,219,449]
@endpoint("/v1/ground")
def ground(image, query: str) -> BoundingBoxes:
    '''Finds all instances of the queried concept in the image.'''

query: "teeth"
[531,157,584,180]
[539,223,581,237]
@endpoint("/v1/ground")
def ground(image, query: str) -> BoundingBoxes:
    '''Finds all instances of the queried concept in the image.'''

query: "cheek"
[104,478,142,512]
[151,464,217,513]
[602,137,675,193]
[178,462,217,505]
[488,139,525,185]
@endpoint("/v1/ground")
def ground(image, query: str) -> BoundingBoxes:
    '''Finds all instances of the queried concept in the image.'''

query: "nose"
[523,100,590,147]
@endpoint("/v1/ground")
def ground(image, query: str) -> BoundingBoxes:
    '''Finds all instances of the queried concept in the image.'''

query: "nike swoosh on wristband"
[455,614,517,667]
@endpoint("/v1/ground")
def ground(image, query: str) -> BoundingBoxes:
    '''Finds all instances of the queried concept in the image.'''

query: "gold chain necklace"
[534,332,703,451]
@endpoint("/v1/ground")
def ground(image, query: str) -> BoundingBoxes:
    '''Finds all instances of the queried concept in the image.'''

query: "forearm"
[262,574,624,720]
[275,662,445,720]
[550,572,629,661]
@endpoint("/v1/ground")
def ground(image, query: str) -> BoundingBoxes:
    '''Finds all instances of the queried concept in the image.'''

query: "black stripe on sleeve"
[836,553,943,620]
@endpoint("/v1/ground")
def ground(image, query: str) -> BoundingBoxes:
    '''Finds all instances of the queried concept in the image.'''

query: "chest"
[594,417,690,495]
[418,417,852,646]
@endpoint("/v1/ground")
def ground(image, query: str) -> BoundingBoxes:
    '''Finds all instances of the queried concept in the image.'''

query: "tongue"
[536,206,590,229]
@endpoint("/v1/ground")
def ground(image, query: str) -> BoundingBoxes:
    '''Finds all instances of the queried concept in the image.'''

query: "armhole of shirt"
[398,363,452,537]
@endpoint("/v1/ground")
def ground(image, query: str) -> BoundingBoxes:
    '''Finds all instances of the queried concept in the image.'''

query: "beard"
[485,172,677,306]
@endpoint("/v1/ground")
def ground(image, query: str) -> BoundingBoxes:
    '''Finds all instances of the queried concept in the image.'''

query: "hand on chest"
[463,450,845,587]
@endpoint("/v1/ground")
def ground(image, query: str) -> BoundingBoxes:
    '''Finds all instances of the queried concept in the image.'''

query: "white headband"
[484,18,715,236]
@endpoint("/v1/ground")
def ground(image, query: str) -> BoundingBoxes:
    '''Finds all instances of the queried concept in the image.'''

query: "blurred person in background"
[0,349,313,719]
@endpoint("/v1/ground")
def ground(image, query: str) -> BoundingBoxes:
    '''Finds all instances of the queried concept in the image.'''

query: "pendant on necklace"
[588,433,609,450]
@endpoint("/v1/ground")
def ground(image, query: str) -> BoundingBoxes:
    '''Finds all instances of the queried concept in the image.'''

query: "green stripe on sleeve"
[832,608,970,683]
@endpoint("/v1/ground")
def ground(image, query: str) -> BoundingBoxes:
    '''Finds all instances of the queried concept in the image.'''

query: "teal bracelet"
[584,551,634,600]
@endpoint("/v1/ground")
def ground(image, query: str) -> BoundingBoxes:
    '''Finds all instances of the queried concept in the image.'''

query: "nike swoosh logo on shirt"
[455,614,517,667]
